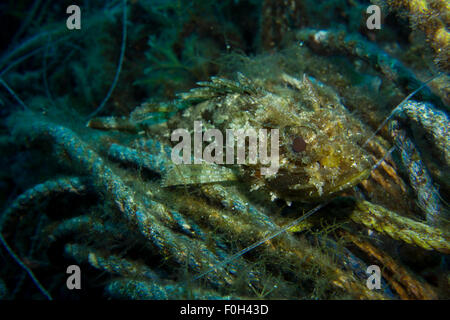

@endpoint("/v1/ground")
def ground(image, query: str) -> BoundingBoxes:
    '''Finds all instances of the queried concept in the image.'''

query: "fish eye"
[292,136,307,153]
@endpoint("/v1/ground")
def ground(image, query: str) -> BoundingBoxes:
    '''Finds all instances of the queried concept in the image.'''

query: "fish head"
[251,77,373,202]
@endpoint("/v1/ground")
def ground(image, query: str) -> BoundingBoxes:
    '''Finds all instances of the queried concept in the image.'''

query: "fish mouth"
[277,168,372,202]
[327,168,372,194]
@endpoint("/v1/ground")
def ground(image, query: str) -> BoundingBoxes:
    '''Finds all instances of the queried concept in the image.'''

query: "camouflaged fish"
[89,72,374,202]
[168,73,374,202]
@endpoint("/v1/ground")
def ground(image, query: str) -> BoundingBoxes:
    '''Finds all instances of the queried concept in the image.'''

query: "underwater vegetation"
[0,0,449,300]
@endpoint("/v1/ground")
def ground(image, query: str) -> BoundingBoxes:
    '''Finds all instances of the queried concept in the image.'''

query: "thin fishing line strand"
[0,232,52,300]
[370,146,396,172]
[190,201,330,282]
[0,33,74,77]
[362,73,442,148]
[87,0,127,119]
[0,78,30,110]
